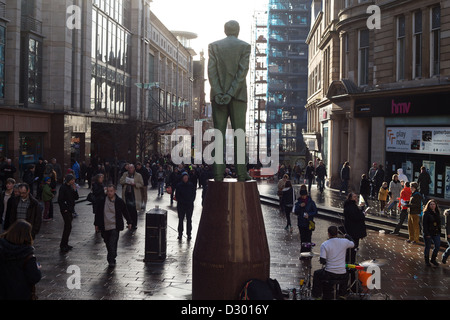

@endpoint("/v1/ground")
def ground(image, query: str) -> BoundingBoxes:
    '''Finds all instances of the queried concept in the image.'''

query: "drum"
[358,270,371,288]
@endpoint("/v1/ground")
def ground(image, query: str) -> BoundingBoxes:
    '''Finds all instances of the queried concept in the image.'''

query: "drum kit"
[293,242,389,300]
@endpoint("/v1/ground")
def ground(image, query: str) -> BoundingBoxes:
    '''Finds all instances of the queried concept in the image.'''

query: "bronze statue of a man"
[208,20,251,182]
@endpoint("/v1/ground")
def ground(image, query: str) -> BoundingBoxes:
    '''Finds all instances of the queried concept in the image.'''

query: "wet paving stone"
[31,181,449,300]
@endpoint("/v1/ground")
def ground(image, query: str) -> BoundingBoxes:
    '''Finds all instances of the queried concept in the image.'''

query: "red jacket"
[399,187,412,210]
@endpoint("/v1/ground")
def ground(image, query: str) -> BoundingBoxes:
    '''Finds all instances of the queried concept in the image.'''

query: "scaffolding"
[266,0,311,163]
[249,10,269,164]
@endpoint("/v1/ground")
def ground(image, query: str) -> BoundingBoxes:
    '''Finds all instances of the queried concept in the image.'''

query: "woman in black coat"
[343,192,367,264]
[91,174,106,215]
[281,180,295,232]
[422,199,441,266]
[0,220,42,300]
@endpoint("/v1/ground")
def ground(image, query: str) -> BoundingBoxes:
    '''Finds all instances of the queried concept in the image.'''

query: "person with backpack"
[406,182,422,244]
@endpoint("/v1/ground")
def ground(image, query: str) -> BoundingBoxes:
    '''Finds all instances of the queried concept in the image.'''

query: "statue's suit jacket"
[208,36,251,103]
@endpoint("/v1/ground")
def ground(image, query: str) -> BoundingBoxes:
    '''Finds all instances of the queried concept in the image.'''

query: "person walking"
[373,164,385,199]
[378,182,389,215]
[368,163,378,199]
[359,174,371,209]
[0,220,42,300]
[339,162,350,195]
[294,185,317,252]
[391,181,412,235]
[168,167,182,206]
[91,174,106,214]
[57,175,79,253]
[417,166,432,201]
[135,162,150,211]
[406,182,422,244]
[277,174,289,212]
[174,172,196,241]
[8,183,42,239]
[315,161,327,194]
[442,209,450,265]
[156,166,166,197]
[343,192,367,264]
[305,161,315,194]
[0,178,15,232]
[41,177,54,221]
[422,199,441,267]
[281,180,295,232]
[94,185,132,268]
[120,164,144,230]
[386,174,402,217]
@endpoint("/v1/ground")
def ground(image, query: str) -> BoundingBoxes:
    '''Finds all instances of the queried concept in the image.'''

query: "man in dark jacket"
[174,172,196,240]
[315,161,327,194]
[57,175,79,252]
[8,183,42,239]
[169,167,182,206]
[94,184,132,267]
[417,166,432,200]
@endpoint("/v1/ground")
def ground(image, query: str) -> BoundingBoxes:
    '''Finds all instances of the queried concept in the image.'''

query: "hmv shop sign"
[354,92,450,118]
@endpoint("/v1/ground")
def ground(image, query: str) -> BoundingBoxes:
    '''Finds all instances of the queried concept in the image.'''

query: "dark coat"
[305,165,315,180]
[8,195,42,238]
[343,200,367,240]
[174,181,196,205]
[57,183,79,213]
[94,195,131,232]
[359,178,371,195]
[341,166,350,181]
[315,164,327,180]
[281,187,295,208]
[422,209,441,237]
[294,197,317,228]
[417,172,432,196]
[0,238,41,300]
[408,192,423,215]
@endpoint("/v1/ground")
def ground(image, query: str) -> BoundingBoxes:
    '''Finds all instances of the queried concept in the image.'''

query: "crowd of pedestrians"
[278,159,448,273]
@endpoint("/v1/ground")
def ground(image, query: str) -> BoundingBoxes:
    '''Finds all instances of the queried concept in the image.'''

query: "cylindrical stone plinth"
[192,180,270,300]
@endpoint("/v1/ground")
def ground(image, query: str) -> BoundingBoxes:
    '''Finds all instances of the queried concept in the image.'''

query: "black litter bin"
[144,208,167,262]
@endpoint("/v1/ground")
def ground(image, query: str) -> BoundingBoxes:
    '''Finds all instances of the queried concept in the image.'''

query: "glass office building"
[266,0,311,164]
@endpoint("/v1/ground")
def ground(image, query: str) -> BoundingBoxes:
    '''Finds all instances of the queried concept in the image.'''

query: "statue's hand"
[221,94,232,105]
[215,94,225,105]
[214,94,232,105]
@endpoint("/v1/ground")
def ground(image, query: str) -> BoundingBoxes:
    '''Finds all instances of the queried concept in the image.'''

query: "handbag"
[87,192,95,203]
[309,220,316,231]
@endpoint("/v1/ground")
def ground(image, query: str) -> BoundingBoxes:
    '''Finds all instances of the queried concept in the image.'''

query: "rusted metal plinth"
[192,179,270,300]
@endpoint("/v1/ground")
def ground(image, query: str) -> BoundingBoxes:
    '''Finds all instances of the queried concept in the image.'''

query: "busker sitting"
[311,226,355,300]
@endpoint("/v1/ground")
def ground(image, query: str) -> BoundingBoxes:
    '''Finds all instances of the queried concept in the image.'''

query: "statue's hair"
[224,20,240,37]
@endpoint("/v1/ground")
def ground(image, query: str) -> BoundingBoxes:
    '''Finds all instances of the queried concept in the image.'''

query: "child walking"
[378,182,389,215]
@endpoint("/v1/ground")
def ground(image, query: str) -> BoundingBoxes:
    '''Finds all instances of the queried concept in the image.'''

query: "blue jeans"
[424,235,441,258]
[158,181,165,195]
[443,238,450,261]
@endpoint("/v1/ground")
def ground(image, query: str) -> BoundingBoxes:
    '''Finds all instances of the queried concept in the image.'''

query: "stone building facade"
[0,0,197,178]
[305,0,450,201]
